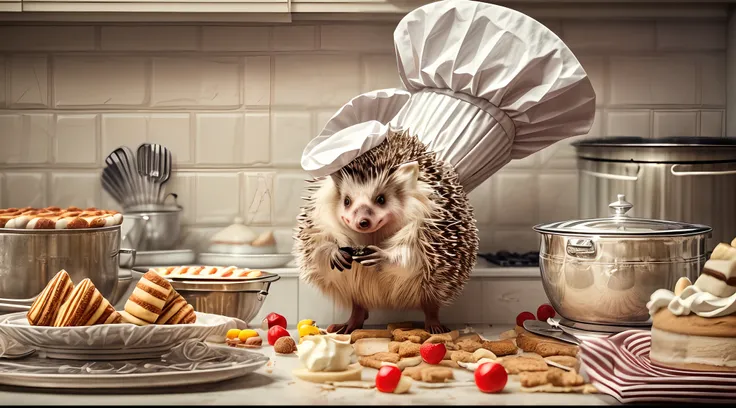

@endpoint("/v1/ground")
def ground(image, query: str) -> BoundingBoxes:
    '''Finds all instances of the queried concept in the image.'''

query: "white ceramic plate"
[0,340,270,389]
[133,249,196,267]
[198,253,294,269]
[0,311,235,354]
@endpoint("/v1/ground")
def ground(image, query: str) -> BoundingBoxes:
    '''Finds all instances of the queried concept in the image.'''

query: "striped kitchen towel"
[579,330,736,404]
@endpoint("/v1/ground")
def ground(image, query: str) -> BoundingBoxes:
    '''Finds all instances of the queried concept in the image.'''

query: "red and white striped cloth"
[579,330,736,404]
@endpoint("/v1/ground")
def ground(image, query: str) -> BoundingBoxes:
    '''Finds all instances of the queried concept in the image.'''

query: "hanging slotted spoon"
[105,146,145,207]
[136,143,173,204]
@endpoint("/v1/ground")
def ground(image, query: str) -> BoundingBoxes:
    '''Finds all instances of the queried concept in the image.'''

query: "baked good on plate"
[0,206,123,229]
[647,241,736,372]
[292,333,363,383]
[207,217,277,254]
[54,278,122,327]
[26,270,75,326]
[153,266,264,279]
[122,270,174,325]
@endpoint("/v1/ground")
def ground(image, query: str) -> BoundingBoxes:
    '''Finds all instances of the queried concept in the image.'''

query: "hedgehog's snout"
[358,219,371,230]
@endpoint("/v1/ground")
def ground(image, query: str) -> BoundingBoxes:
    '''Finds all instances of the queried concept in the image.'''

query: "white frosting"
[296,334,354,372]
[647,285,736,318]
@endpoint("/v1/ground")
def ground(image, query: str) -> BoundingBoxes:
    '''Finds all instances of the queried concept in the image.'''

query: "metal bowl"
[131,268,280,325]
[533,194,712,327]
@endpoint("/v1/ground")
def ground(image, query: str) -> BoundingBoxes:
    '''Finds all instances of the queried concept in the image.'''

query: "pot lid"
[533,194,712,237]
[572,136,736,163]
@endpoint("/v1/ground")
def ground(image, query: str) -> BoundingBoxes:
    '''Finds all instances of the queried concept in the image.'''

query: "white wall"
[0,20,727,256]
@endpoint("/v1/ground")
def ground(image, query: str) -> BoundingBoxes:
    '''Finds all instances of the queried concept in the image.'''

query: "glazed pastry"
[123,270,173,325]
[27,270,74,326]
[155,290,197,325]
[0,206,122,229]
[54,278,122,327]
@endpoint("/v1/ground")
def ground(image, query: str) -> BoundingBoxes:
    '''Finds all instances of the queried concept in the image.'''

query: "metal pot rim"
[124,206,183,215]
[131,267,280,291]
[532,222,713,238]
[0,225,121,234]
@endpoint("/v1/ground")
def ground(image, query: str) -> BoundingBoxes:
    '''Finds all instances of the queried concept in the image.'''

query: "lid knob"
[609,194,633,217]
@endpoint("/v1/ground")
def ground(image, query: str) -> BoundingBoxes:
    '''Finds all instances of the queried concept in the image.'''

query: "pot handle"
[670,163,736,176]
[0,302,30,313]
[257,289,269,302]
[118,248,137,269]
[580,164,640,181]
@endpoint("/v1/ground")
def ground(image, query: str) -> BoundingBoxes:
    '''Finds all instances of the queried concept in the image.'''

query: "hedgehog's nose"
[358,219,371,230]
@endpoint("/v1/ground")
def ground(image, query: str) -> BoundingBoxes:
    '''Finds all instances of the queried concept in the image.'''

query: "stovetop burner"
[478,251,539,267]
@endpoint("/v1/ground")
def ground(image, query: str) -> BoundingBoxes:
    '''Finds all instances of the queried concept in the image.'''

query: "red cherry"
[267,325,290,346]
[474,362,508,393]
[537,304,556,321]
[262,312,287,330]
[375,365,402,393]
[516,311,536,327]
[419,343,447,365]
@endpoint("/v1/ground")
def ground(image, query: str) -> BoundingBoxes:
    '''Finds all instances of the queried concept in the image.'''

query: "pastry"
[27,270,75,326]
[155,289,196,324]
[54,278,122,327]
[153,266,263,279]
[123,270,173,325]
[647,241,736,372]
[0,206,122,229]
[292,334,363,383]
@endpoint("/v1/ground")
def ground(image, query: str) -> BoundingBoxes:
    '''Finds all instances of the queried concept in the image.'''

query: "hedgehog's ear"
[329,172,342,189]
[394,161,419,190]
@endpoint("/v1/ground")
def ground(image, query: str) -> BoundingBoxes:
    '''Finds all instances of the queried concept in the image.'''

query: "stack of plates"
[580,330,736,403]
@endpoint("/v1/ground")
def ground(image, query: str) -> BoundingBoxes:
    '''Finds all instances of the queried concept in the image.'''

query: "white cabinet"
[0,0,21,12]
[21,0,290,13]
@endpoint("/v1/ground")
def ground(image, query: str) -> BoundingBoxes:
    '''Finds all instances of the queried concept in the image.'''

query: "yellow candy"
[226,329,241,340]
[298,324,321,338]
[238,329,259,342]
[297,319,315,330]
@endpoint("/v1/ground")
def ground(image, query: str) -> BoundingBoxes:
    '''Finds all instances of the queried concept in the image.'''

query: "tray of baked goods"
[149,265,277,281]
[0,206,123,229]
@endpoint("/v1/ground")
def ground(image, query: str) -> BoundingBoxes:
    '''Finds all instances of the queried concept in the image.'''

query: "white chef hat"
[302,0,596,192]
[301,88,411,178]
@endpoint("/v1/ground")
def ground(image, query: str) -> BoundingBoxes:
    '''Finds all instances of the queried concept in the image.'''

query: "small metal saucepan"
[533,194,712,327]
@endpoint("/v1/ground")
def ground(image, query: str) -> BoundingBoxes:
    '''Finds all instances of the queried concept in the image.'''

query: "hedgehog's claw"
[426,324,451,334]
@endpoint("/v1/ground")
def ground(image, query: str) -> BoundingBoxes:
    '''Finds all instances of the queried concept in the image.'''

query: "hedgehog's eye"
[344,196,351,207]
[376,195,385,205]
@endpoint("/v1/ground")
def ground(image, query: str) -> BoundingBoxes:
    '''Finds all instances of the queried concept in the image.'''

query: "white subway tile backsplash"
[700,111,724,137]
[244,56,271,106]
[606,110,651,137]
[0,26,95,51]
[244,112,271,165]
[0,174,3,207]
[538,109,602,169]
[273,173,307,226]
[483,279,548,326]
[491,172,537,226]
[700,55,726,106]
[194,173,240,224]
[2,172,47,208]
[50,172,100,209]
[362,54,403,93]
[253,277,299,327]
[0,56,5,108]
[8,55,49,108]
[656,22,726,51]
[577,56,606,106]
[440,281,485,324]
[538,172,578,223]
[148,114,192,165]
[273,55,360,107]
[652,111,699,138]
[166,172,195,225]
[468,178,493,225]
[101,114,147,156]
[0,114,51,164]
[273,25,316,51]
[201,27,270,52]
[151,57,241,108]
[270,110,312,166]
[298,280,334,325]
[562,21,655,52]
[609,57,697,105]
[243,172,274,225]
[54,115,98,165]
[195,113,244,165]
[54,57,148,107]
[321,24,394,52]
[101,26,198,51]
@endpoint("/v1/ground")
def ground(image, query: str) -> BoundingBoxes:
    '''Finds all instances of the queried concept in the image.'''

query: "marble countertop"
[0,326,618,406]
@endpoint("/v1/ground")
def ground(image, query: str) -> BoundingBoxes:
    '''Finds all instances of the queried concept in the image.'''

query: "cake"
[26,270,74,326]
[647,241,736,372]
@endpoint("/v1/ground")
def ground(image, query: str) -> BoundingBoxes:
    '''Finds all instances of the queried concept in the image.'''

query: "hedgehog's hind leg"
[327,304,369,334]
[422,301,450,334]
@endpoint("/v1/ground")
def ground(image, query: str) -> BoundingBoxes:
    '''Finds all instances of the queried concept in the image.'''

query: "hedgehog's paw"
[425,324,451,334]
[353,245,385,267]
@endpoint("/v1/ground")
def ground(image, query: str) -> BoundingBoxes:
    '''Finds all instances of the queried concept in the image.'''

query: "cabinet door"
[21,0,290,13]
[0,0,21,12]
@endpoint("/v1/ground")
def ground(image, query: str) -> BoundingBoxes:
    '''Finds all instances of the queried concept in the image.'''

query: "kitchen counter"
[0,325,618,406]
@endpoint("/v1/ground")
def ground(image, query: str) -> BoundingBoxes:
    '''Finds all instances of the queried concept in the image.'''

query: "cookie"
[350,329,392,343]
[545,355,579,369]
[425,330,460,344]
[450,350,475,363]
[398,341,422,358]
[353,338,390,356]
[498,356,549,374]
[387,322,415,332]
[358,352,401,369]
[520,368,585,388]
[392,328,431,343]
[274,337,297,354]
[516,327,579,357]
[403,363,454,383]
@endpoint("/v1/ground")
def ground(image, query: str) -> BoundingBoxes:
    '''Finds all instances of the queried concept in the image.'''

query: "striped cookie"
[54,278,103,326]
[155,290,197,324]
[124,270,173,324]
[118,310,150,326]
[27,270,74,326]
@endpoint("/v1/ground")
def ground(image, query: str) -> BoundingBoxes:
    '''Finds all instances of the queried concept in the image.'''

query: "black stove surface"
[479,251,539,267]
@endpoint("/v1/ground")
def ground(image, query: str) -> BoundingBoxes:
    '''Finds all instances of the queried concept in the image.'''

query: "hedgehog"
[294,129,478,334]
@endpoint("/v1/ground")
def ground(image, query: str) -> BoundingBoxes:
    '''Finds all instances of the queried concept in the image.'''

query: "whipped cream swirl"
[647,285,736,318]
[297,334,354,372]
